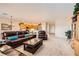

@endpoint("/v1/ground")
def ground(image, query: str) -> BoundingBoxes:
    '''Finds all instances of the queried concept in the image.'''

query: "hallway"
[34,35,74,56]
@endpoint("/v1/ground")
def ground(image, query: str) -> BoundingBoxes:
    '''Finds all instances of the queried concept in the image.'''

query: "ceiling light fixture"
[0,12,8,16]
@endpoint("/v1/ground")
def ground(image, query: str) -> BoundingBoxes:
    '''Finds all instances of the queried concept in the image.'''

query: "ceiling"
[0,3,74,23]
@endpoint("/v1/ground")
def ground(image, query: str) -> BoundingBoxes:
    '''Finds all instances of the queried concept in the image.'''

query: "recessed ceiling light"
[2,12,8,15]
[0,12,8,16]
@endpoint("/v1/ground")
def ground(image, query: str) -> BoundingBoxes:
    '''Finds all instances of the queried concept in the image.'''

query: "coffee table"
[23,38,43,54]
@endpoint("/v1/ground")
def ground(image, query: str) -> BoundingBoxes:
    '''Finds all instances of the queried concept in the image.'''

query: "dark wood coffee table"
[23,39,43,54]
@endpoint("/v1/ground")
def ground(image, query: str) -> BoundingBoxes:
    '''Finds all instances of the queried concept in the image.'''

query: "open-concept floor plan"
[0,3,79,56]
[0,35,74,56]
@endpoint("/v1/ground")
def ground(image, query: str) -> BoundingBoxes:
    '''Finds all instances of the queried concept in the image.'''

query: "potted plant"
[65,30,72,39]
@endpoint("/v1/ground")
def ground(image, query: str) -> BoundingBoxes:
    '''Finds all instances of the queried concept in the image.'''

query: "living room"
[0,3,75,56]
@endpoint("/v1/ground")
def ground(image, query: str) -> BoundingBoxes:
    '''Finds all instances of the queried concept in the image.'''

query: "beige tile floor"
[0,51,6,56]
[16,35,75,56]
[34,35,74,56]
[0,35,75,56]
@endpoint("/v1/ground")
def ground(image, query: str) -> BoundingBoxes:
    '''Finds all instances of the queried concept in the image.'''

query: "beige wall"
[55,18,72,38]
[0,17,72,39]
[0,17,24,36]
[41,20,71,38]
[49,23,55,34]
[0,18,20,32]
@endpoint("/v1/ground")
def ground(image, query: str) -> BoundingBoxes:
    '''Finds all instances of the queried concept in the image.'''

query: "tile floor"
[0,35,75,56]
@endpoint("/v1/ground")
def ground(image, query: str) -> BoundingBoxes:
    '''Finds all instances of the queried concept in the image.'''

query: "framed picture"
[1,23,12,30]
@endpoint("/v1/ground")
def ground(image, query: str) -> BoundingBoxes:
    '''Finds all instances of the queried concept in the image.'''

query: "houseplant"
[65,30,71,39]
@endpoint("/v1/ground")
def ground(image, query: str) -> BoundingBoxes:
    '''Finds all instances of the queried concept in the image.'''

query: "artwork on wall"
[19,22,40,30]
[1,23,12,30]
[19,22,26,30]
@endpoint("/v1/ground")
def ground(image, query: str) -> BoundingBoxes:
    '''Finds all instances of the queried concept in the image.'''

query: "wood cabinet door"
[73,39,79,55]
[73,21,79,55]
[76,22,79,40]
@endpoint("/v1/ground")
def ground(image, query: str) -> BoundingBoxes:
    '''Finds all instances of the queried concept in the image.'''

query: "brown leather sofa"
[2,31,36,48]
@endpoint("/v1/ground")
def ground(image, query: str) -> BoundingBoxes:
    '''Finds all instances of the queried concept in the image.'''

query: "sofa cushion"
[18,35,25,38]
[7,36,18,41]
[25,34,30,37]
[25,36,29,39]
[11,38,25,43]
[24,34,31,39]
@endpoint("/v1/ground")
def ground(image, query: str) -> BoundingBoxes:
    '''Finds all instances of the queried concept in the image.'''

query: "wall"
[41,22,46,31]
[41,22,50,37]
[55,19,72,38]
[49,23,55,34]
[0,18,21,32]
[0,17,72,39]
[33,19,71,38]
[0,17,24,37]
